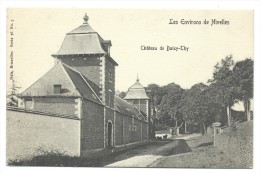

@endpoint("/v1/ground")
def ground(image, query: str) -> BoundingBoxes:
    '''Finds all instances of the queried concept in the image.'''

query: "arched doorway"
[107,121,113,148]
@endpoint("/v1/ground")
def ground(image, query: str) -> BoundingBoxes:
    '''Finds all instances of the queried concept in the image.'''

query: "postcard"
[3,6,257,171]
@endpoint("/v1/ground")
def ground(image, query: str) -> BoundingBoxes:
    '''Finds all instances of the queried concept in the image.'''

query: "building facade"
[7,14,151,160]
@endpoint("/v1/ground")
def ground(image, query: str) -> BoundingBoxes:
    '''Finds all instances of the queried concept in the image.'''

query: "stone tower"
[124,76,150,119]
[52,14,118,108]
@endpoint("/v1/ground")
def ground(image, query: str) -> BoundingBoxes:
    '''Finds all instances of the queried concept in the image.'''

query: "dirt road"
[105,139,191,167]
[93,134,198,167]
[94,133,236,168]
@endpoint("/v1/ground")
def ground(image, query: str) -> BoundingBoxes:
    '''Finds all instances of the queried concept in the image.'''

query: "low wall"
[6,108,81,161]
[214,121,253,168]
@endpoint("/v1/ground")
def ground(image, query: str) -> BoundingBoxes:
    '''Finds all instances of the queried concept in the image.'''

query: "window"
[54,84,61,94]
[108,90,112,107]
[129,115,137,132]
[25,98,32,101]
[109,70,112,83]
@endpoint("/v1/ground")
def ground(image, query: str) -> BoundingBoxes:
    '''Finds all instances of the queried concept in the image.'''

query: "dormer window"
[103,40,111,56]
[54,84,62,94]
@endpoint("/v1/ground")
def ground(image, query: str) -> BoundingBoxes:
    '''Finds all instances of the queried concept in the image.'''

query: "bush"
[156,136,162,140]
[8,145,95,167]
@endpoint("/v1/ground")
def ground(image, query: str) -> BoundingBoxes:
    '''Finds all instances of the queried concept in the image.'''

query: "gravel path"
[104,134,200,167]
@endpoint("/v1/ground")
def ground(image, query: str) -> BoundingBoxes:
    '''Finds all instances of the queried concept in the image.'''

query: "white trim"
[103,106,106,148]
[122,115,125,144]
[107,120,114,148]
[141,122,143,141]
[74,98,82,119]
[113,110,116,146]
[101,56,106,104]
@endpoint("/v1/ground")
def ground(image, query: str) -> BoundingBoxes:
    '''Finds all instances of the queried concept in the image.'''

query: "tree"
[118,91,126,99]
[208,55,236,126]
[7,80,20,107]
[157,83,184,129]
[146,84,160,117]
[232,58,253,121]
[179,83,221,134]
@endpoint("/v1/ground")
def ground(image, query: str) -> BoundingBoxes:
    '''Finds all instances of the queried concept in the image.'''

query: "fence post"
[212,122,221,147]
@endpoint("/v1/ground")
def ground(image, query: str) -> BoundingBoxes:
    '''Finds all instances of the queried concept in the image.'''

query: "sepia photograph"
[3,7,257,170]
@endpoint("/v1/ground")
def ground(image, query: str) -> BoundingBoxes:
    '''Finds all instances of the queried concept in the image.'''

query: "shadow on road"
[195,142,213,148]
[163,139,191,156]
[89,139,192,167]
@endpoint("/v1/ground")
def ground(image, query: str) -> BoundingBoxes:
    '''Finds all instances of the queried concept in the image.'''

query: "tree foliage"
[147,56,253,133]
[157,83,184,127]
[232,58,253,120]
[7,80,20,107]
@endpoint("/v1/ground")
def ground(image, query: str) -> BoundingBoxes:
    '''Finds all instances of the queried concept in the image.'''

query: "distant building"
[124,76,150,116]
[7,14,151,160]
[124,77,157,138]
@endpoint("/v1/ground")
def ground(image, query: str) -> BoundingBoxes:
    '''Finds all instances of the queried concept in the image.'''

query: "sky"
[6,9,253,93]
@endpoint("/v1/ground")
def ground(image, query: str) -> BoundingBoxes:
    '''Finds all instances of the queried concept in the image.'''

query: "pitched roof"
[68,23,96,34]
[52,16,106,56]
[62,64,102,104]
[52,15,118,66]
[20,62,80,97]
[53,33,106,56]
[124,79,150,100]
[20,62,102,105]
[114,96,146,121]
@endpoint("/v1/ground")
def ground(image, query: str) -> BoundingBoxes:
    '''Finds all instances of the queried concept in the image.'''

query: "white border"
[0,1,259,173]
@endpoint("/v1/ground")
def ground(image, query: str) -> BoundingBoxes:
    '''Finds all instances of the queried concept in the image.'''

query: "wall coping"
[7,106,80,120]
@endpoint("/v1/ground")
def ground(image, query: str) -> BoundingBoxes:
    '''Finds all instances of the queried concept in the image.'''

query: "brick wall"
[114,111,149,146]
[105,107,115,147]
[60,55,116,109]
[134,120,142,142]
[60,55,101,89]
[34,97,76,116]
[128,99,149,116]
[6,110,80,161]
[115,112,124,146]
[81,99,104,150]
[104,58,115,108]
[142,122,148,141]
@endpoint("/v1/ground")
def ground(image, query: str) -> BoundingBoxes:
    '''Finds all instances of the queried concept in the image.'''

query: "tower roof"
[124,77,149,100]
[52,13,117,65]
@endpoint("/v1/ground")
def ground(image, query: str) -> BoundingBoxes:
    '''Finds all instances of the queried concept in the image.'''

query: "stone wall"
[214,121,253,168]
[115,111,149,146]
[33,97,77,116]
[6,109,80,161]
[81,99,105,151]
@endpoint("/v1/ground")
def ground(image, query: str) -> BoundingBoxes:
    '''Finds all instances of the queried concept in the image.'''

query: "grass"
[215,121,253,168]
[153,121,253,168]
[8,146,99,167]
[153,133,238,168]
